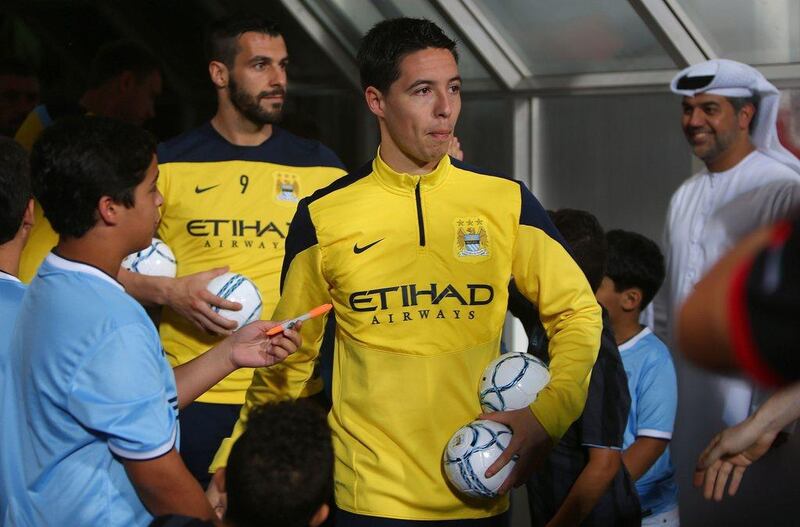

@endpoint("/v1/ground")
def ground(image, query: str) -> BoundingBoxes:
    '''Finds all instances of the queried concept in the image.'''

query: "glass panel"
[676,0,800,65]
[304,0,496,86]
[383,0,493,84]
[471,0,674,75]
[325,0,384,54]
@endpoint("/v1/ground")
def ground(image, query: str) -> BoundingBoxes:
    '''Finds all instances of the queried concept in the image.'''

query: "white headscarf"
[670,59,800,174]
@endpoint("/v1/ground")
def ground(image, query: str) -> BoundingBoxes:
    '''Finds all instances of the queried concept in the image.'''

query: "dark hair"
[727,94,760,134]
[605,229,665,309]
[0,138,31,244]
[206,14,282,68]
[357,17,458,92]
[87,40,160,89]
[0,58,37,78]
[226,400,333,527]
[30,116,156,238]
[549,209,606,292]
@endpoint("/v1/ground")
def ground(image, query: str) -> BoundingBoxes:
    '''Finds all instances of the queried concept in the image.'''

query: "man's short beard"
[694,127,737,164]
[229,76,284,126]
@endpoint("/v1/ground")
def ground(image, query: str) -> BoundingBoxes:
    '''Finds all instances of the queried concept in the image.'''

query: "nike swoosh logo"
[195,184,219,194]
[353,238,384,254]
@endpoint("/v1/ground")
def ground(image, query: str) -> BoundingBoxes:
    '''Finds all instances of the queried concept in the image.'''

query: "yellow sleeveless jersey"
[212,152,602,520]
[16,103,85,283]
[156,123,345,404]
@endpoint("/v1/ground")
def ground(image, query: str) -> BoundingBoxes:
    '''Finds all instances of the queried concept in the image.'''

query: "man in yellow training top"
[211,17,601,525]
[120,15,346,487]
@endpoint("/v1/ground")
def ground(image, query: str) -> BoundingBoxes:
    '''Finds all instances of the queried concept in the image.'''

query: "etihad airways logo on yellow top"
[348,282,495,325]
[185,219,292,250]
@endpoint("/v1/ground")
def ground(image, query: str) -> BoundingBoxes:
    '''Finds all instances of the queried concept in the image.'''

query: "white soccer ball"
[479,352,550,412]
[206,272,263,330]
[443,419,515,499]
[121,238,177,277]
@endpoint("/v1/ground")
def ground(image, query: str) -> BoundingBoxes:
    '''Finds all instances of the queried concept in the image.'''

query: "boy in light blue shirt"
[0,138,33,352]
[0,117,300,527]
[596,229,680,526]
[0,137,35,521]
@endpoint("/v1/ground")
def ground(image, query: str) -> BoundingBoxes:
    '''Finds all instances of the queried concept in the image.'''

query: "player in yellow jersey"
[15,40,162,283]
[119,15,346,487]
[210,18,602,525]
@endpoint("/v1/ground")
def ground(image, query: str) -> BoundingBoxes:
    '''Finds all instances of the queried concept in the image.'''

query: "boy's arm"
[626,342,678,480]
[118,267,240,335]
[623,437,669,481]
[546,448,621,527]
[124,449,216,521]
[172,321,301,409]
[549,327,630,525]
[67,325,206,516]
[209,199,330,474]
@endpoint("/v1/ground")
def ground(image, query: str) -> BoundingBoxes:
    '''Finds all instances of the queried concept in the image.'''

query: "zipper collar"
[372,148,451,193]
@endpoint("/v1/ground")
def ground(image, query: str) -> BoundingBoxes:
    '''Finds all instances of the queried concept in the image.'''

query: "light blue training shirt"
[0,253,178,526]
[620,326,679,516]
[0,270,27,520]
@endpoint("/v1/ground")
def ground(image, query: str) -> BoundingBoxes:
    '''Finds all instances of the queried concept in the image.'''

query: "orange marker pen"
[265,303,333,336]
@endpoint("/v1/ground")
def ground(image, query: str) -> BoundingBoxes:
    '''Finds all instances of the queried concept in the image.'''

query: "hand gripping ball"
[443,419,515,499]
[205,272,263,330]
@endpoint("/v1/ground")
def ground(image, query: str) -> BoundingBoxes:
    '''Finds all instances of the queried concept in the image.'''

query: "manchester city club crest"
[274,173,300,202]
[454,217,490,261]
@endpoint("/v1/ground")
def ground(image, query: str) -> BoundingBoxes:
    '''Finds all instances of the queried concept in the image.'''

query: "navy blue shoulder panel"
[305,159,373,206]
[280,197,318,291]
[450,157,510,180]
[450,158,567,250]
[517,181,569,250]
[280,161,374,290]
[157,123,344,169]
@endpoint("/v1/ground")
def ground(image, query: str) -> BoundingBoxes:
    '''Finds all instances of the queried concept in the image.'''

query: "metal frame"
[757,64,800,89]
[278,0,800,95]
[517,69,677,95]
[627,0,715,67]
[279,0,361,90]
[432,0,529,90]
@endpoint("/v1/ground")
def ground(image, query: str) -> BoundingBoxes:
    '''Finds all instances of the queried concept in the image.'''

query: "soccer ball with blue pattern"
[479,352,550,412]
[206,272,263,330]
[443,419,515,499]
[121,238,177,277]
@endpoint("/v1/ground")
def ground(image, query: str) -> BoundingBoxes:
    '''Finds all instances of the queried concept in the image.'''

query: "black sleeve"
[580,310,631,449]
[507,280,549,362]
